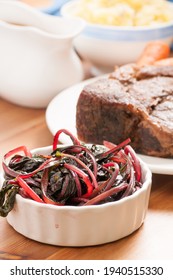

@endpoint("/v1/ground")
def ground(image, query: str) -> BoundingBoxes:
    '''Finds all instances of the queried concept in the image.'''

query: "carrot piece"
[154,57,173,66]
[136,41,170,66]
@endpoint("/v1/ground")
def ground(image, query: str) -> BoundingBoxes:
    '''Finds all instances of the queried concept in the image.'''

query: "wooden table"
[1,0,171,262]
[0,97,173,260]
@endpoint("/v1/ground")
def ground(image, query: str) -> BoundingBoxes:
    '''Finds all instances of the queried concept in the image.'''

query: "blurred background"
[19,0,70,15]
[18,0,173,16]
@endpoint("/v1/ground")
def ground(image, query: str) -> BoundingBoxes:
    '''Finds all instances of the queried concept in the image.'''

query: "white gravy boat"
[0,1,85,108]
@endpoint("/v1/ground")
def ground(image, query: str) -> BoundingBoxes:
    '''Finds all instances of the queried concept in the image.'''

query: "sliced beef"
[76,64,173,158]
[136,65,173,80]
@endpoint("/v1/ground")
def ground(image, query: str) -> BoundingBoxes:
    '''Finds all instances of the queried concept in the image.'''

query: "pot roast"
[76,64,173,158]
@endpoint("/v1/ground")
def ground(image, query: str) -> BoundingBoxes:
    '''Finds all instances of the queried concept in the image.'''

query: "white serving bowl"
[1,145,152,247]
[61,0,173,73]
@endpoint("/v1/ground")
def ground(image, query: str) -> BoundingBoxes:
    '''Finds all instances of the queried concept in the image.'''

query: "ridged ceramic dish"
[1,145,152,247]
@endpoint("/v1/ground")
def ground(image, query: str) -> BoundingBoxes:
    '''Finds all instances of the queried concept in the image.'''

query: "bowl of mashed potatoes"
[61,0,173,73]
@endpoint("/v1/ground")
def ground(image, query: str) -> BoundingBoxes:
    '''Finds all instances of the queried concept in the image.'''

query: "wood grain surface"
[0,97,173,260]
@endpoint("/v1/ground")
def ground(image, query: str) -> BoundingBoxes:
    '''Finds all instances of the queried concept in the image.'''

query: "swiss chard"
[0,129,142,216]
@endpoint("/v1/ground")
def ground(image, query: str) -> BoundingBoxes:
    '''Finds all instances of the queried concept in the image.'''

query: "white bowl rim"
[61,0,173,31]
[0,144,152,212]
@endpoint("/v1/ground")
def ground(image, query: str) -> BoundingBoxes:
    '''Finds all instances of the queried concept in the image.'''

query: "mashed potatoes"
[72,0,173,26]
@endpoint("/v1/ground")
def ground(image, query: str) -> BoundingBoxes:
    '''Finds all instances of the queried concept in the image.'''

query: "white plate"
[46,76,173,175]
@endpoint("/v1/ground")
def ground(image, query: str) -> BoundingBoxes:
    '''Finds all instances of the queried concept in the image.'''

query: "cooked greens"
[0,129,142,216]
